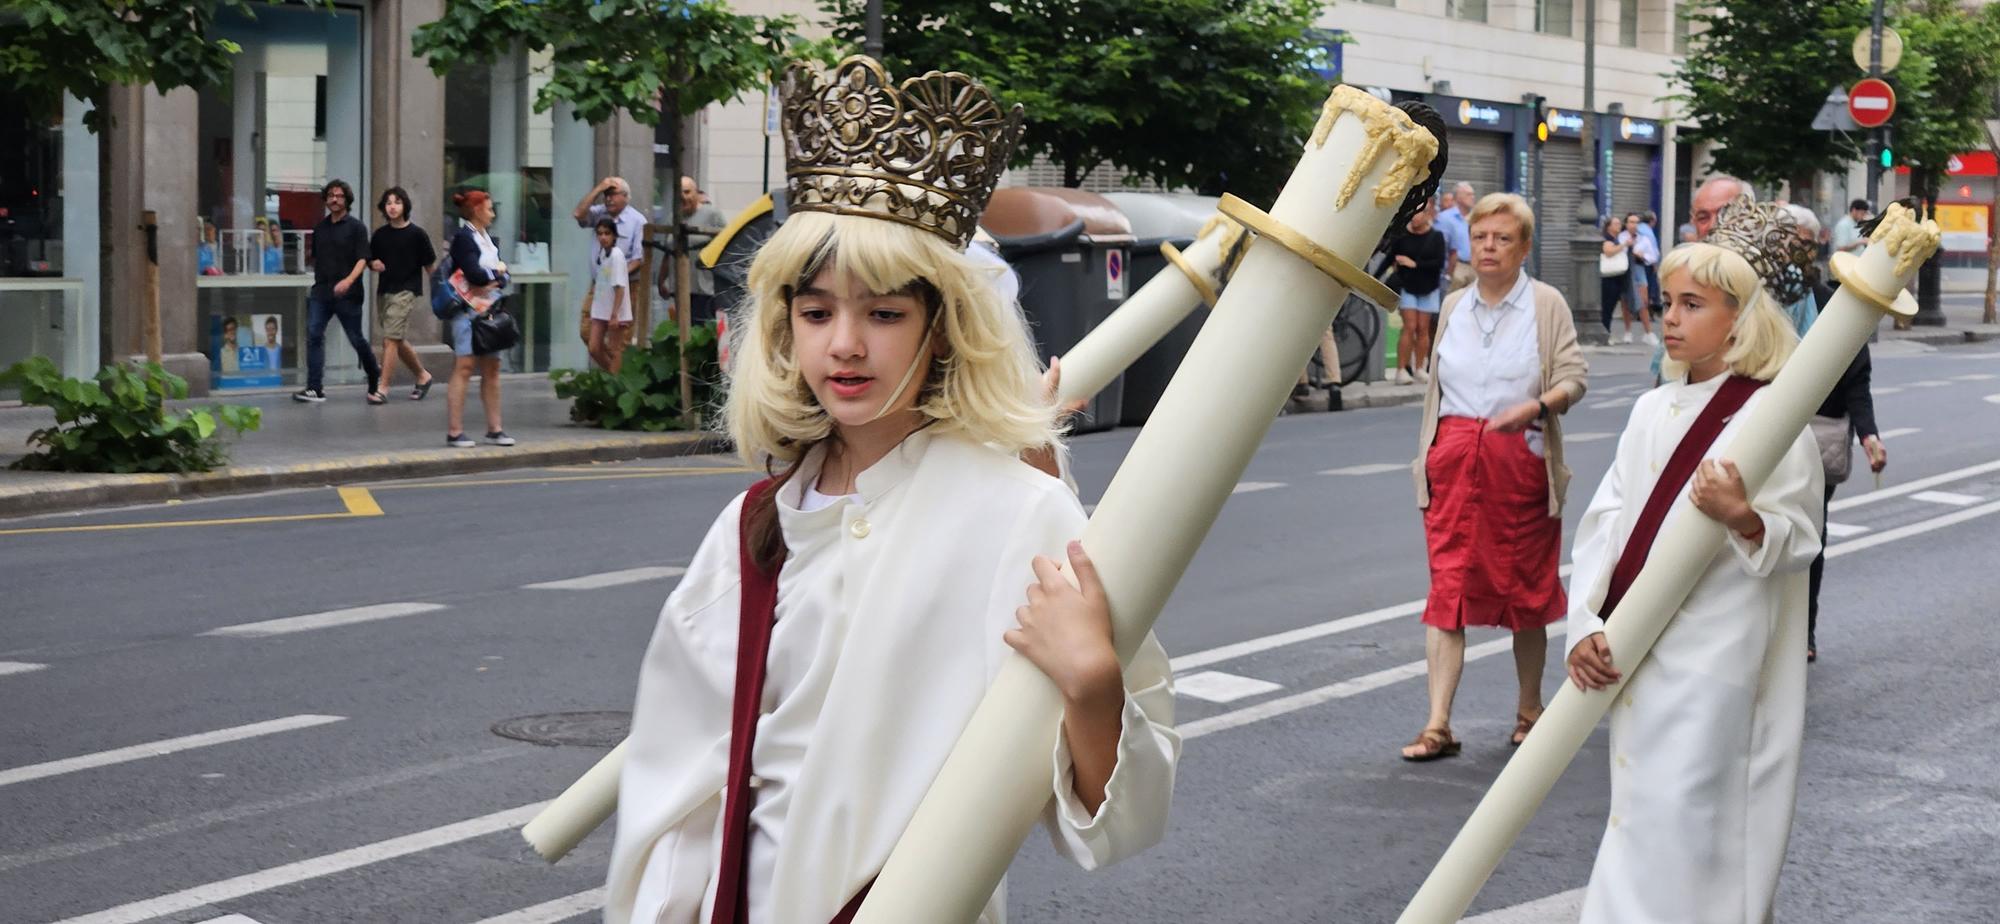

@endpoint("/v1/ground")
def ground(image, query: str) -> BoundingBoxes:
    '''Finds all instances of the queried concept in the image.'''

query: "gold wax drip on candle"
[1868,202,1943,278]
[1312,86,1436,211]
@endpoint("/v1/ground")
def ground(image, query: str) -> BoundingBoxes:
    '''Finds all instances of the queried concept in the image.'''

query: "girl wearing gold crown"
[603,56,1178,924]
[1561,199,1825,923]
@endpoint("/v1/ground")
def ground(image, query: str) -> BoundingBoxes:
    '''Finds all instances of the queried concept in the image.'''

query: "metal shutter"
[1442,130,1507,200]
[1609,144,1655,220]
[1536,139,1584,298]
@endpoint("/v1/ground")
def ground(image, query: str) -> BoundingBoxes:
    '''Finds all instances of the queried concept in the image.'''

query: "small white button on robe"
[1564,375,1825,924]
[607,429,1181,924]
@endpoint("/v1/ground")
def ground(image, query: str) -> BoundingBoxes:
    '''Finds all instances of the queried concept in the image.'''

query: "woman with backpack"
[444,190,513,447]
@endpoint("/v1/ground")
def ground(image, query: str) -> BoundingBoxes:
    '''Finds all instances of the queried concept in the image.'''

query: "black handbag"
[471,302,521,355]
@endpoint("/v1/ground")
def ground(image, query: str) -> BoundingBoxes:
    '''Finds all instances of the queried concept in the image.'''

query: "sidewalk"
[1878,291,2000,347]
[0,375,725,518]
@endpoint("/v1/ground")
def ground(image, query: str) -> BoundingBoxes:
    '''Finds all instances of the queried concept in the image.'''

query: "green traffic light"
[1880,148,1893,168]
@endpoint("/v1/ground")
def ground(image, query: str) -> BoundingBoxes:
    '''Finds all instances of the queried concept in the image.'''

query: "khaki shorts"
[379,290,420,341]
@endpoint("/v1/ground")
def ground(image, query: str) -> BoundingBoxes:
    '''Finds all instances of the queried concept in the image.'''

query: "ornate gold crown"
[1707,196,1819,304]
[779,55,1025,248]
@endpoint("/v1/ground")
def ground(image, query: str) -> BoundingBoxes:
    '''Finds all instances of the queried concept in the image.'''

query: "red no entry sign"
[1849,78,1896,128]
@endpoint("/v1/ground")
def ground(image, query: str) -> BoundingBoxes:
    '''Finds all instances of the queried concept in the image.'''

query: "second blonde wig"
[1657,242,1798,382]
[723,211,1058,467]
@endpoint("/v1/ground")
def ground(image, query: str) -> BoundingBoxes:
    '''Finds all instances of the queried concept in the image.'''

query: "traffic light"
[1880,146,1893,168]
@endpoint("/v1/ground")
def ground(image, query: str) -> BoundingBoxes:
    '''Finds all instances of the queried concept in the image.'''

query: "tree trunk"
[1914,169,1945,327]
[1985,123,1999,325]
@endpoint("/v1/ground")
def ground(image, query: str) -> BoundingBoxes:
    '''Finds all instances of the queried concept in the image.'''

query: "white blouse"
[1437,271,1545,455]
[609,430,1180,924]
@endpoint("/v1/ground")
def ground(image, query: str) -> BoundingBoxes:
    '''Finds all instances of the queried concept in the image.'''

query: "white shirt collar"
[1469,271,1533,314]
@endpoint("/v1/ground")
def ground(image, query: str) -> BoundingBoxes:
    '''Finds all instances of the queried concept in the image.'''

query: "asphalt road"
[3,338,1998,924]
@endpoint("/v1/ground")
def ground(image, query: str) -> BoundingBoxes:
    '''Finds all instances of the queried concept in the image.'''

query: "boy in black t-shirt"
[368,186,438,400]
[297,179,385,403]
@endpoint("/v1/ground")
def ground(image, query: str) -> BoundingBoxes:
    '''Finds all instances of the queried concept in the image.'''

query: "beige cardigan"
[1411,276,1590,518]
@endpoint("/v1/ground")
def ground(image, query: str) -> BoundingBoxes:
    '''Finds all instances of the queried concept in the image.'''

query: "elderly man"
[573,176,646,279]
[656,175,730,323]
[1434,181,1476,293]
[1831,199,1872,255]
[1653,174,1819,380]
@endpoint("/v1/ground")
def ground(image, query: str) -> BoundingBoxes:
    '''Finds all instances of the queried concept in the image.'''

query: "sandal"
[411,378,433,401]
[1510,710,1542,747]
[365,391,387,405]
[1401,727,1461,762]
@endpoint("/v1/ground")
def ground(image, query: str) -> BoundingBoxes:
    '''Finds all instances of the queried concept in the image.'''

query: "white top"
[1831,214,1865,253]
[1562,375,1823,924]
[609,430,1180,924]
[797,480,856,513]
[1436,272,1545,456]
[590,246,632,322]
[469,225,502,276]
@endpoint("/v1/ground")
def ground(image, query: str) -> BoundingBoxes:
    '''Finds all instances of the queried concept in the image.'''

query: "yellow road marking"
[0,487,384,536]
[368,467,752,490]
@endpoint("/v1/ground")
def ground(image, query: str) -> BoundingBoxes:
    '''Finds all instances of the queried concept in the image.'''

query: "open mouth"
[826,374,874,398]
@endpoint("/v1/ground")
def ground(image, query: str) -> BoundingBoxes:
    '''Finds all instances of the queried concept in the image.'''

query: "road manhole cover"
[492,711,630,748]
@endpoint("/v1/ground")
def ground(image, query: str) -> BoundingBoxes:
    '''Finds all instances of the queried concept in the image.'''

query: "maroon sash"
[1598,375,1764,622]
[711,479,872,924]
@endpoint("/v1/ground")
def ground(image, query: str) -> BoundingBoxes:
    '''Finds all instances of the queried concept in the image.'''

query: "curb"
[1881,327,2000,347]
[0,432,731,520]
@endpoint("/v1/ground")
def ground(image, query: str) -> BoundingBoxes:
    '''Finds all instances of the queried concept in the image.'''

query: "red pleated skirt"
[1422,416,1567,631]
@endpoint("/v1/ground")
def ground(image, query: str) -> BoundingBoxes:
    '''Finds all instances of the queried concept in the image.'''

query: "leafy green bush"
[1,357,262,473]
[552,319,723,431]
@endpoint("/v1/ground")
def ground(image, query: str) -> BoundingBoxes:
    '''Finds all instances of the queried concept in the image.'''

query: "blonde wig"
[723,211,1058,468]
[1468,192,1536,249]
[1656,242,1798,383]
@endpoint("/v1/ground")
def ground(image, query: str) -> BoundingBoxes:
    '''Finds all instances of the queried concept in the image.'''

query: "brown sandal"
[1401,727,1461,762]
[1510,710,1542,747]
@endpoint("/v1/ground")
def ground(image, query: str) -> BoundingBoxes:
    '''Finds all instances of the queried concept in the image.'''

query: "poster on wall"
[1932,203,1990,253]
[212,313,284,389]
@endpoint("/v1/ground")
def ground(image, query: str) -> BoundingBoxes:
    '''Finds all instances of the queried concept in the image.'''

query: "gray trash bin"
[982,188,1133,433]
[1100,193,1219,426]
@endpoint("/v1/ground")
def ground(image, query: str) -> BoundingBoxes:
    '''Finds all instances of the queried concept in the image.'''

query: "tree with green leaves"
[1668,0,1870,192]
[819,0,1331,204]
[0,0,255,132]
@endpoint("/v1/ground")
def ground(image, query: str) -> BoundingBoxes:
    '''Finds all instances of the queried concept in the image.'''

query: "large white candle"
[853,86,1437,923]
[1053,217,1241,405]
[520,740,627,861]
[1394,206,1938,924]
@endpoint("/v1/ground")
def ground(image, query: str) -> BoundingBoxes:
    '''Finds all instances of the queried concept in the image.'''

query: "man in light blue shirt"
[1434,181,1475,293]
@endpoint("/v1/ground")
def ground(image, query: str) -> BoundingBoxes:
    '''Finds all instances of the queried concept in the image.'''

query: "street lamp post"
[1865,0,1886,205]
[864,0,883,58]
[1571,0,1605,345]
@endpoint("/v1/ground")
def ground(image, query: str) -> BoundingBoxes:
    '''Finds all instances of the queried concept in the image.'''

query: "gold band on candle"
[1217,193,1397,310]
[1161,241,1222,309]
[1828,251,1919,318]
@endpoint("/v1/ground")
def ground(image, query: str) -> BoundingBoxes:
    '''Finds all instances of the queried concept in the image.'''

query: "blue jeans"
[306,294,382,392]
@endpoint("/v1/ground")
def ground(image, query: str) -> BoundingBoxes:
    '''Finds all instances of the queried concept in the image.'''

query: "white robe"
[1564,374,1824,924]
[606,429,1181,924]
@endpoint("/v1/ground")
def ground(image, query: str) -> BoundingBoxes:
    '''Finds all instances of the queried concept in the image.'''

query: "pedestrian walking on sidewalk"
[585,217,632,373]
[296,179,383,404]
[1389,204,1447,384]
[656,175,730,324]
[444,190,513,448]
[1625,213,1660,344]
[1435,181,1476,294]
[1599,217,1638,342]
[369,187,437,401]
[1406,193,1588,762]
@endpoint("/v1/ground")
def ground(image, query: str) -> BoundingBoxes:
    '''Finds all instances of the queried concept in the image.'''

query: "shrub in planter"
[1,357,262,473]
[552,319,723,431]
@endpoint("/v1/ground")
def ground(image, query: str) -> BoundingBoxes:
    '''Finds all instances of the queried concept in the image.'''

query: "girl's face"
[596,226,615,249]
[1660,268,1737,373]
[789,266,936,435]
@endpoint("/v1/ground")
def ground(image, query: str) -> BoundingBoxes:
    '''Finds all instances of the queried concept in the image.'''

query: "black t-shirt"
[311,214,372,303]
[370,223,437,295]
[1388,229,1447,296]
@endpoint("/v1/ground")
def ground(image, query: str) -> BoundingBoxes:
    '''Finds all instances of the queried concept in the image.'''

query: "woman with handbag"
[444,190,515,448]
[1598,216,1632,338]
[604,55,1178,924]
[1806,347,1886,662]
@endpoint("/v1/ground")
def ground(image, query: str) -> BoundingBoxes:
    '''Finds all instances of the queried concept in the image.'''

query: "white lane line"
[1905,379,1951,388]
[1831,499,2000,559]
[1462,887,1586,923]
[1182,624,1566,740]
[474,888,607,924]
[1589,397,1634,410]
[1911,490,1984,507]
[1231,481,1286,495]
[196,916,270,924]
[1824,522,1871,539]
[1171,563,1575,673]
[1565,431,1616,443]
[202,602,448,638]
[0,661,48,676]
[0,747,524,873]
[0,715,345,789]
[1831,458,2000,511]
[1174,671,1285,704]
[523,566,686,591]
[49,801,547,924]
[1877,427,1921,440]
[1319,462,1407,476]
[1954,373,1996,381]
[1985,394,2000,405]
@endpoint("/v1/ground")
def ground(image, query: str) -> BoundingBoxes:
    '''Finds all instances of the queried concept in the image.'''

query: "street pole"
[1571,0,1605,345]
[864,0,883,58]
[1866,0,1885,205]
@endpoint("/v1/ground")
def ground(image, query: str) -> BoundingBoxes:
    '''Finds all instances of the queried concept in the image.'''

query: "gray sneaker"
[447,432,476,448]
[483,431,516,447]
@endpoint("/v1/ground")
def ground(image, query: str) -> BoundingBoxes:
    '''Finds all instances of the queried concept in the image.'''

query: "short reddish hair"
[452,189,491,218]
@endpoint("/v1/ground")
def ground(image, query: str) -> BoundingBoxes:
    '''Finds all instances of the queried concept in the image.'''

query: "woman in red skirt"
[1405,193,1589,761]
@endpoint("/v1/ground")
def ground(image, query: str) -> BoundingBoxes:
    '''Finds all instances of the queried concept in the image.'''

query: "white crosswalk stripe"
[0,715,345,789]
[1175,670,1285,704]
[1319,462,1407,476]
[1824,521,1871,538]
[474,888,607,924]
[523,566,687,590]
[203,602,448,638]
[1564,431,1616,443]
[1877,427,1921,439]
[1461,887,1585,922]
[1231,481,1286,495]
[1589,397,1634,410]
[0,661,48,677]
[1911,490,1984,507]
[1954,373,1996,381]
